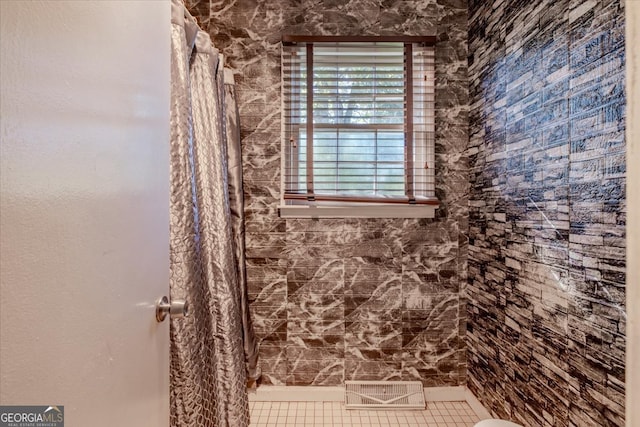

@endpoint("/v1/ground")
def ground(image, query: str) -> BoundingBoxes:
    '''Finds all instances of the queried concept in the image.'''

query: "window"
[280,35,437,218]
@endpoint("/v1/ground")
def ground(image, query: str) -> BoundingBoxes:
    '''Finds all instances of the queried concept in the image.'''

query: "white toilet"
[474,420,523,427]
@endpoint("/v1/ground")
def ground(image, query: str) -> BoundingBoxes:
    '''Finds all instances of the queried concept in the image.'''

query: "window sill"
[278,203,438,219]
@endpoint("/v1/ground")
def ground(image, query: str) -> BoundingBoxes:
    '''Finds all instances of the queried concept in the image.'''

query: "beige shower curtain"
[168,1,257,425]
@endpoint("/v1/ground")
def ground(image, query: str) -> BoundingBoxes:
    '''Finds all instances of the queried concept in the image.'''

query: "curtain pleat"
[169,0,255,425]
[224,71,261,383]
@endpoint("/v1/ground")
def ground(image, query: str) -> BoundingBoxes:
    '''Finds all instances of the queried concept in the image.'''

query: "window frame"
[279,35,439,219]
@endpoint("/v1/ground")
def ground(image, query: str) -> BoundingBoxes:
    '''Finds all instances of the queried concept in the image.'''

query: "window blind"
[282,36,436,205]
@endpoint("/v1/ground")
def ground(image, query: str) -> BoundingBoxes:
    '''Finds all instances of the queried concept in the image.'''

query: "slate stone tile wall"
[186,0,469,387]
[467,0,626,425]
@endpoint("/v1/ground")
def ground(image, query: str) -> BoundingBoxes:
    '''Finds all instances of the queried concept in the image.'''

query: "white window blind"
[282,36,436,206]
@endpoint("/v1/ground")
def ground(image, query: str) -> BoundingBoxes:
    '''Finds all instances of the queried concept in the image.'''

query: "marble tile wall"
[467,0,626,426]
[186,0,469,386]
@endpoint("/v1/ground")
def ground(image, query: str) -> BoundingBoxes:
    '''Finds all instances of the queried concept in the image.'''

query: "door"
[0,1,171,426]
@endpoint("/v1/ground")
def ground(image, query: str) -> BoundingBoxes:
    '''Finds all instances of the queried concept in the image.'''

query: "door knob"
[155,296,189,322]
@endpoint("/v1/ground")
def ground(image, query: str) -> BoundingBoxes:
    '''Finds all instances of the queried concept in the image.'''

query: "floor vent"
[344,381,426,409]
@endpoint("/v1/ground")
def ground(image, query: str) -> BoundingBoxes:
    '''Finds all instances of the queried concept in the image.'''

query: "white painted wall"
[0,1,171,425]
[627,2,639,427]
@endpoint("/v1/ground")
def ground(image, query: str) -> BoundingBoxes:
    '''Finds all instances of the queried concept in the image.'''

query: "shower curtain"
[169,1,258,425]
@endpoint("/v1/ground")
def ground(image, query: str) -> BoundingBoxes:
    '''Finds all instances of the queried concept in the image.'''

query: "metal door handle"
[156,296,189,322]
